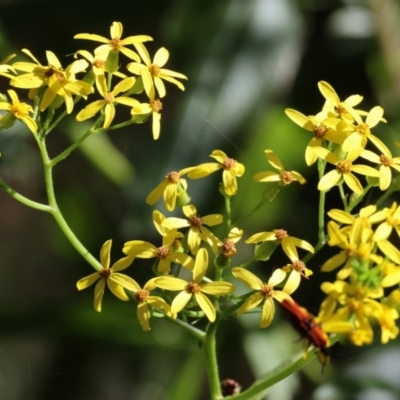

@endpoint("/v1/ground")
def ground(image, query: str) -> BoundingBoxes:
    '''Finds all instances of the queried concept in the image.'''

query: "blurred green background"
[1,0,400,399]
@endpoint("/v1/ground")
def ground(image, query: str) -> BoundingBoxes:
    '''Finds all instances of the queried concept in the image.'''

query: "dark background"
[1,0,400,399]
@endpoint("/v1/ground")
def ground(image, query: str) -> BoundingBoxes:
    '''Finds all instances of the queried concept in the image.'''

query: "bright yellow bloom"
[285,108,348,165]
[374,202,400,240]
[360,144,400,191]
[281,247,313,294]
[0,54,16,79]
[76,75,139,128]
[253,149,306,185]
[154,248,234,322]
[76,240,135,312]
[232,267,291,328]
[146,167,193,211]
[162,204,223,255]
[11,49,93,114]
[131,95,162,140]
[127,44,187,98]
[342,106,387,153]
[312,146,381,194]
[74,21,152,62]
[0,89,37,133]
[375,304,399,344]
[246,228,314,259]
[123,211,194,273]
[128,277,175,331]
[187,150,245,196]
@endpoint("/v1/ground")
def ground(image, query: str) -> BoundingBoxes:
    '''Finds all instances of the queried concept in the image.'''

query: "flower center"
[93,59,105,69]
[380,154,391,167]
[157,245,170,259]
[151,99,162,113]
[314,125,328,138]
[356,123,370,136]
[149,63,161,76]
[335,105,348,115]
[135,289,150,303]
[280,171,293,185]
[261,284,274,298]
[185,282,201,294]
[336,160,352,174]
[222,158,236,170]
[104,93,114,103]
[167,171,180,183]
[221,239,236,257]
[99,268,111,279]
[273,229,288,240]
[44,66,57,78]
[109,38,122,49]
[190,215,203,228]
[10,102,31,118]
[55,71,66,84]
[293,260,306,275]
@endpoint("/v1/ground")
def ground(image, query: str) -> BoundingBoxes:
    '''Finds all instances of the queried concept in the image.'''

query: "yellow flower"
[232,267,291,328]
[11,49,93,114]
[375,304,399,344]
[76,75,139,128]
[154,248,234,322]
[0,54,16,79]
[246,228,314,259]
[131,95,162,140]
[129,277,174,331]
[342,106,387,153]
[312,146,381,194]
[162,204,223,255]
[76,240,135,312]
[374,202,400,240]
[74,21,152,62]
[360,144,400,191]
[0,89,37,133]
[127,45,187,98]
[123,211,194,273]
[285,108,348,165]
[253,149,306,185]
[146,167,194,211]
[281,247,313,294]
[187,150,245,196]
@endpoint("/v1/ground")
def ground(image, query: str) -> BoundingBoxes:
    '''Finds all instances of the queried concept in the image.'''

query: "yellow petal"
[232,267,262,290]
[202,213,223,226]
[237,292,264,316]
[171,291,192,314]
[282,271,300,294]
[193,248,208,282]
[100,240,112,268]
[107,279,129,301]
[137,302,151,331]
[260,298,275,328]
[268,268,286,286]
[201,282,235,295]
[94,279,105,312]
[154,276,187,291]
[146,179,168,205]
[318,169,341,191]
[195,292,216,322]
[109,273,140,292]
[76,272,99,290]
[111,256,134,272]
[265,149,284,171]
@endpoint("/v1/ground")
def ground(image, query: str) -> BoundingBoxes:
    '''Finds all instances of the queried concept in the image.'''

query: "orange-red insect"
[279,298,331,365]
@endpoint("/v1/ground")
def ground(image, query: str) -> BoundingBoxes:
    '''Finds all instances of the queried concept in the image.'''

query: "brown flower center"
[93,59,105,69]
[336,160,352,174]
[55,72,66,84]
[149,63,161,76]
[221,239,236,257]
[273,229,288,240]
[314,125,328,138]
[109,38,122,49]
[335,105,347,115]
[44,66,57,78]
[104,93,114,103]
[185,282,201,294]
[151,99,163,113]
[157,245,170,259]
[167,171,180,183]
[135,289,150,303]
[190,215,203,228]
[222,158,236,170]
[99,268,111,279]
[261,284,274,298]
[356,123,369,136]
[380,154,391,167]
[292,260,307,276]
[280,171,294,185]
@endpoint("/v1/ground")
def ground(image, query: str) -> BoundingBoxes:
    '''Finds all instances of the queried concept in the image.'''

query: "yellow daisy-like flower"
[281,247,313,294]
[253,149,306,185]
[187,150,245,196]
[76,240,135,312]
[312,146,381,194]
[123,211,194,273]
[154,248,235,322]
[131,95,162,140]
[127,44,187,98]
[146,167,194,211]
[162,204,223,255]
[374,202,400,241]
[11,49,93,114]
[76,75,139,129]
[375,305,399,344]
[74,21,152,62]
[0,89,37,133]
[232,267,291,328]
[360,144,400,191]
[0,54,16,79]
[129,277,175,331]
[318,80,367,122]
[246,228,314,260]
[285,109,348,166]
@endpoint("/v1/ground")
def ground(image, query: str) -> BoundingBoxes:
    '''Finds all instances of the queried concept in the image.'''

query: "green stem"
[318,187,326,244]
[338,184,348,210]
[0,179,53,212]
[204,321,223,400]
[166,316,205,342]
[38,136,102,271]
[224,194,232,235]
